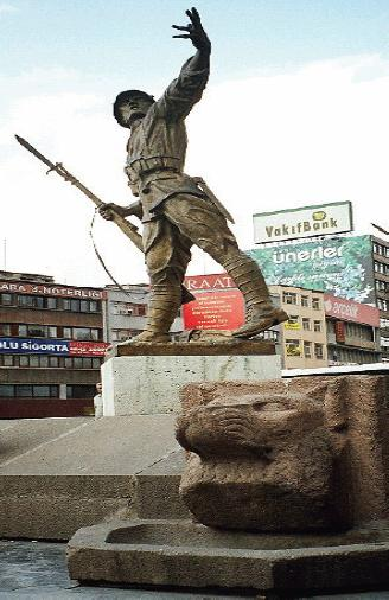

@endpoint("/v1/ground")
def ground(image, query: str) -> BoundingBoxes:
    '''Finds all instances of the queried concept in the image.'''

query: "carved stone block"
[177,376,389,532]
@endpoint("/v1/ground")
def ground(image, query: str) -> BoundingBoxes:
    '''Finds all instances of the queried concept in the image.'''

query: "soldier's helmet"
[113,90,155,126]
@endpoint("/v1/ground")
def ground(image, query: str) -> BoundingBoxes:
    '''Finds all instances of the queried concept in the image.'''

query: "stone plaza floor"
[1,540,389,599]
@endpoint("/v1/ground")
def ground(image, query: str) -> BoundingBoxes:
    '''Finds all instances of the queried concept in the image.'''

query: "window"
[377,298,389,312]
[66,384,96,398]
[18,295,34,308]
[65,327,100,341]
[80,300,89,313]
[313,320,322,332]
[3,355,13,366]
[46,298,57,310]
[288,315,299,325]
[0,384,14,397]
[17,384,33,397]
[49,356,59,368]
[39,356,49,368]
[92,357,102,369]
[314,343,324,359]
[286,339,301,356]
[89,300,98,313]
[301,295,309,307]
[0,324,11,336]
[64,357,72,369]
[258,330,280,343]
[312,298,320,310]
[282,292,297,305]
[29,356,39,367]
[302,318,311,331]
[19,356,28,367]
[17,324,58,338]
[73,357,84,369]
[304,341,312,358]
[0,293,13,306]
[70,299,79,312]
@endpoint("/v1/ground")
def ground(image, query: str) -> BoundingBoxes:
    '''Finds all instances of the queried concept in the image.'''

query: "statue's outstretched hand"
[99,203,127,221]
[172,7,210,53]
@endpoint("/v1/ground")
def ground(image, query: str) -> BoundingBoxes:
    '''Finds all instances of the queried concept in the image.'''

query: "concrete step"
[0,416,181,540]
[135,450,189,519]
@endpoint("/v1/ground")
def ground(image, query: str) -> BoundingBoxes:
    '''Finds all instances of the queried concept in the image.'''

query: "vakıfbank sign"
[253,201,353,243]
[247,235,375,304]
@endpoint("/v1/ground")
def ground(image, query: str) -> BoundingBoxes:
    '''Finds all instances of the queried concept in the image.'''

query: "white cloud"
[0,3,18,15]
[2,54,389,287]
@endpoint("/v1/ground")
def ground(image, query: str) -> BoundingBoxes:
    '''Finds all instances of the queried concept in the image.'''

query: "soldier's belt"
[125,156,180,178]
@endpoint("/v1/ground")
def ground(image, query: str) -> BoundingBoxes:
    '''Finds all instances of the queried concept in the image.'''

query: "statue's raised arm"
[154,7,211,120]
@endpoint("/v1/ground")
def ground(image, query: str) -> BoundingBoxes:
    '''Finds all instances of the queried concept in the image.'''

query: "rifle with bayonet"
[14,134,194,304]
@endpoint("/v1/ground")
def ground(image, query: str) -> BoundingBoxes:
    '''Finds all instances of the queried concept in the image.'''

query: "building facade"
[248,234,389,362]
[103,284,183,344]
[0,271,108,418]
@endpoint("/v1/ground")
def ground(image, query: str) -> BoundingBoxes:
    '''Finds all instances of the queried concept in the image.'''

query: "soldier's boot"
[131,282,181,344]
[221,253,288,338]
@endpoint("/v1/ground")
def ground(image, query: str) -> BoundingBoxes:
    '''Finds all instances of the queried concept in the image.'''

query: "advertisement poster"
[248,235,375,304]
[183,291,244,331]
[286,342,301,357]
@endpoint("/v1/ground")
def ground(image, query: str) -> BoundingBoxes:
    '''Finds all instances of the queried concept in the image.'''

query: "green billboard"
[247,235,375,304]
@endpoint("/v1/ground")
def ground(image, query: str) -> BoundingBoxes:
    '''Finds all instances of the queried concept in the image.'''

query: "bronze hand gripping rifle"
[14,135,194,305]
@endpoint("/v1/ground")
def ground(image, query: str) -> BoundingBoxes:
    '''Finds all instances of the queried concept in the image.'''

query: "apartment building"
[268,286,328,369]
[0,271,109,418]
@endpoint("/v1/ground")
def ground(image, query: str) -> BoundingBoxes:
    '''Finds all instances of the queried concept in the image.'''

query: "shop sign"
[184,273,236,291]
[0,281,107,299]
[253,201,353,243]
[324,294,380,327]
[284,322,300,330]
[0,337,109,356]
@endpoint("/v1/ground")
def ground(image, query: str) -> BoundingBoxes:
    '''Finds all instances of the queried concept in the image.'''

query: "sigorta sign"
[0,337,109,356]
[253,201,353,244]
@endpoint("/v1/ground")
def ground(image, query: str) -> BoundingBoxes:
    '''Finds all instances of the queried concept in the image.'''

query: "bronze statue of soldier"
[100,7,288,343]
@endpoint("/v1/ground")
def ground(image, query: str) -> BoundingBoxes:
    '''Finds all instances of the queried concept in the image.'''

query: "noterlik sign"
[253,201,353,243]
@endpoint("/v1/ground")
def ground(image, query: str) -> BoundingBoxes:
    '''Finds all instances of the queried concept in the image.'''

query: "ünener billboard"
[247,235,375,304]
[253,201,353,244]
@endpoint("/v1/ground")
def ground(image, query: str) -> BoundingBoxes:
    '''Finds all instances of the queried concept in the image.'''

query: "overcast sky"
[1,0,389,288]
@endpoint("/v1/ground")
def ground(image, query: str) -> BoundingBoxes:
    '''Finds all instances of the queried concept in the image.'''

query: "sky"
[1,0,389,288]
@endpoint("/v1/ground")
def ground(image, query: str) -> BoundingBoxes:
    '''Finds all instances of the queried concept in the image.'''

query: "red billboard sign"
[324,294,380,327]
[335,321,346,344]
[69,341,110,356]
[183,291,244,331]
[0,281,107,300]
[184,273,236,291]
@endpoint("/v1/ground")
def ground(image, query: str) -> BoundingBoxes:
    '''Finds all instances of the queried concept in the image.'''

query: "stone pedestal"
[102,341,280,415]
[68,374,389,593]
